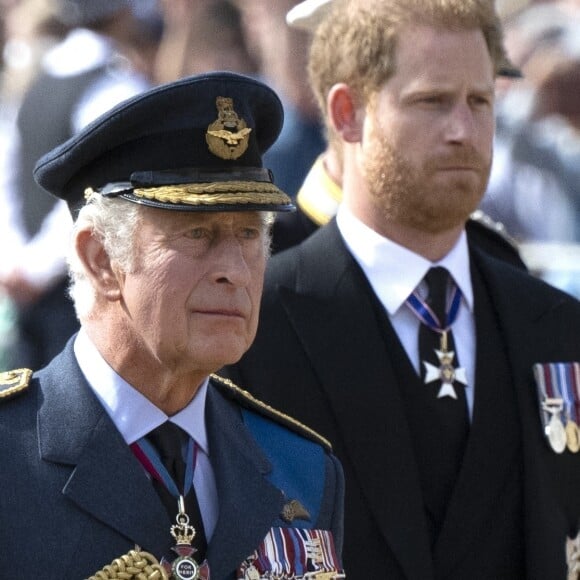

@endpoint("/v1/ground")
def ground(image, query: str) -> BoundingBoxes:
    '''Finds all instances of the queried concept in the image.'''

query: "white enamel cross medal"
[423,330,467,399]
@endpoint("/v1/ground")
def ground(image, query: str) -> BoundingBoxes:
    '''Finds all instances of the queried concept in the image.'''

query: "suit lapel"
[205,382,285,579]
[277,222,433,579]
[38,343,171,560]
[434,255,521,575]
[469,250,574,578]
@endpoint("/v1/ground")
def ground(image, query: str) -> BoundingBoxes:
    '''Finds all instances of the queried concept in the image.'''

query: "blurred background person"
[154,0,324,200]
[154,0,258,84]
[231,0,326,199]
[0,0,68,368]
[486,0,580,295]
[0,0,162,371]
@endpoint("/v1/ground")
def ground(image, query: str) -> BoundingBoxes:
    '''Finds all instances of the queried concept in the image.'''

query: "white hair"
[67,196,141,319]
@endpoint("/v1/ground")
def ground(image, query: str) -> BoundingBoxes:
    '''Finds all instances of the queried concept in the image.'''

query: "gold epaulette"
[0,368,32,400]
[211,374,332,452]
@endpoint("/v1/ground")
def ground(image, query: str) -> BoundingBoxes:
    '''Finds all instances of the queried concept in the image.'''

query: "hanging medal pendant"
[542,399,567,454]
[423,330,467,399]
[161,496,210,580]
[566,419,580,453]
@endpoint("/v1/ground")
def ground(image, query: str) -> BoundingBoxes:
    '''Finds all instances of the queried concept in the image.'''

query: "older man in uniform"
[0,71,344,580]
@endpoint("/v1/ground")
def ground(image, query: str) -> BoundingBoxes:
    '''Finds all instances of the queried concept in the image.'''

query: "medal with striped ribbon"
[131,434,210,579]
[532,363,580,454]
[406,278,467,399]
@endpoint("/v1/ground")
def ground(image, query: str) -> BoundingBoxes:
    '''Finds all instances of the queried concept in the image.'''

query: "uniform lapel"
[37,343,171,562]
[204,382,285,579]
[276,222,433,579]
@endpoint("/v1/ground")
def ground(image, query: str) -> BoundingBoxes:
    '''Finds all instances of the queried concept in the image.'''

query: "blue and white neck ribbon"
[406,281,462,333]
[131,433,197,498]
[406,279,467,399]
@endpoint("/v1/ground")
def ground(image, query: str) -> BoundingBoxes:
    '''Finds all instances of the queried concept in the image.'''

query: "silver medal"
[543,399,567,454]
[546,413,567,454]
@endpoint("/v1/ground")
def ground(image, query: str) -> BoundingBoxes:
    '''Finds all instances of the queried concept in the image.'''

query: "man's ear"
[75,228,122,302]
[327,83,364,143]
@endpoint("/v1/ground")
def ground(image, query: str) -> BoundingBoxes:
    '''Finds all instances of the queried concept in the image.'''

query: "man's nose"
[211,239,252,287]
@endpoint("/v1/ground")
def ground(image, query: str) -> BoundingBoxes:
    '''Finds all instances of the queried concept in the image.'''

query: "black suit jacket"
[226,219,580,579]
[272,205,528,271]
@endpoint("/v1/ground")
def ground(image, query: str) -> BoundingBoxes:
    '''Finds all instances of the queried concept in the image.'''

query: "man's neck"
[345,202,464,262]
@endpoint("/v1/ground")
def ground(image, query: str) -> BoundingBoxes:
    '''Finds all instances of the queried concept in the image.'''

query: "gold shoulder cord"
[211,374,332,451]
[87,548,168,580]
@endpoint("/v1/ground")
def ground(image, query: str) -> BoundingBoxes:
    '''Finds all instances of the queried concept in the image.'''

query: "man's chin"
[401,202,477,234]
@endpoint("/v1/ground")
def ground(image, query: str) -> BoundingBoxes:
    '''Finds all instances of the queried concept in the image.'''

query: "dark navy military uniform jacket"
[0,339,344,579]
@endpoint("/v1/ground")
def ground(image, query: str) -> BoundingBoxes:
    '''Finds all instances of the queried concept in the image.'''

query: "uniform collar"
[73,329,209,453]
[296,155,342,226]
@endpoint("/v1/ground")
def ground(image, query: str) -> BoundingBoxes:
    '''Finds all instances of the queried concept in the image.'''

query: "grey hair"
[68,196,141,319]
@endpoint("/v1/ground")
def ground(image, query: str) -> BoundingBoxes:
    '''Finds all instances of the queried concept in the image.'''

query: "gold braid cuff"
[133,181,291,207]
[86,548,168,580]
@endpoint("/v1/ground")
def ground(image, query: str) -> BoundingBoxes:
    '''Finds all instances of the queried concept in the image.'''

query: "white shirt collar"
[73,329,209,453]
[336,205,474,313]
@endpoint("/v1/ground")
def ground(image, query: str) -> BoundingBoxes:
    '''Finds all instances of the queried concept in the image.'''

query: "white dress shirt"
[73,329,219,540]
[336,205,477,418]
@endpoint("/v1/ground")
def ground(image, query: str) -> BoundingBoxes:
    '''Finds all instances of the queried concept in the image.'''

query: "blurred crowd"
[489,0,580,295]
[0,0,579,370]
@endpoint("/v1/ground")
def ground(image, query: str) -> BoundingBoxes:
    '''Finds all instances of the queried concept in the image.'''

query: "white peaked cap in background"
[286,0,334,31]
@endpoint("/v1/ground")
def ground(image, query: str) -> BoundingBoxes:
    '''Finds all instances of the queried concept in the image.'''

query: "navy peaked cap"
[34,71,294,215]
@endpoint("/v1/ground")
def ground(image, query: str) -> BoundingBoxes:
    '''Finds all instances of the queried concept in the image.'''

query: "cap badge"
[206,96,252,160]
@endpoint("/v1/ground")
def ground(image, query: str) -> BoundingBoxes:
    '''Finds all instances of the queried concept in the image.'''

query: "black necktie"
[416,267,469,541]
[147,422,207,559]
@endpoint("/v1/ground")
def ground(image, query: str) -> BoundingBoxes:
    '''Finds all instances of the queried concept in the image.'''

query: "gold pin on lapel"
[281,499,311,523]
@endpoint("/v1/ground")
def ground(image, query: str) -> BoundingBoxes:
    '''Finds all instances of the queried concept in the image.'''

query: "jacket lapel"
[276,222,433,579]
[205,382,285,579]
[434,254,521,575]
[37,343,171,564]
[470,250,575,578]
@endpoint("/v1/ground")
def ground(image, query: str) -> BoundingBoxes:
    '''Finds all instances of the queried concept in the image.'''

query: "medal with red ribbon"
[131,435,210,579]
